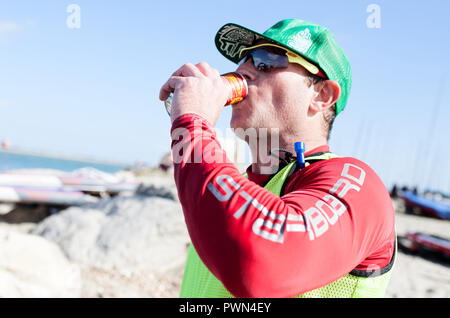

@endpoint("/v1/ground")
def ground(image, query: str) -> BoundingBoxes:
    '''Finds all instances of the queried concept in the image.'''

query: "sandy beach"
[0,168,448,298]
[386,205,450,298]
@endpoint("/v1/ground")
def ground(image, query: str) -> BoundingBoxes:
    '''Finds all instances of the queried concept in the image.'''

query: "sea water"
[0,150,128,174]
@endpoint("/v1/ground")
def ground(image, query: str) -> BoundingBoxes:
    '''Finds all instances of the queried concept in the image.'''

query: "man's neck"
[249,135,328,175]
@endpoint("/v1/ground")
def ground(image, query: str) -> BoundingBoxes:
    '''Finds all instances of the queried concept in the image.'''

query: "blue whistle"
[294,142,306,169]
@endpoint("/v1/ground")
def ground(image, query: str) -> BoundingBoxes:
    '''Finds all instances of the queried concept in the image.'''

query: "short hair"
[306,74,336,141]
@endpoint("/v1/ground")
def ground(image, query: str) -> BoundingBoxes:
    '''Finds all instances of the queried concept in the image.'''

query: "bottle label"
[164,72,248,115]
[223,72,248,105]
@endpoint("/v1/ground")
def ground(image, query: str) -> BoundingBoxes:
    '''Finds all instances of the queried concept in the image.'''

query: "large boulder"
[32,194,189,273]
[0,227,81,297]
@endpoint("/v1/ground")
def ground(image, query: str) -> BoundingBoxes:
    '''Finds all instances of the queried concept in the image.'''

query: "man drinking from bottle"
[159,19,396,298]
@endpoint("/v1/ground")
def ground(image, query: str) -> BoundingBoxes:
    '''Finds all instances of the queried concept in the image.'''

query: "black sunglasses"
[238,47,290,72]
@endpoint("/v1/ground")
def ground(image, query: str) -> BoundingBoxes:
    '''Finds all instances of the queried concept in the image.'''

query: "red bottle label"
[223,72,248,105]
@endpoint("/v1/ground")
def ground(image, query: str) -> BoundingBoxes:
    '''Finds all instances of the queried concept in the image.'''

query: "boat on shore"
[398,231,450,262]
[400,190,450,220]
[0,168,140,206]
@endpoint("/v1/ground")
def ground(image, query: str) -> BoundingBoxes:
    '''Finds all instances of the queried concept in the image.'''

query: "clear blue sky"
[0,0,449,192]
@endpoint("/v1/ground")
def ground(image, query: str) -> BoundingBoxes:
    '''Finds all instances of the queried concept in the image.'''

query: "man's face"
[232,48,317,137]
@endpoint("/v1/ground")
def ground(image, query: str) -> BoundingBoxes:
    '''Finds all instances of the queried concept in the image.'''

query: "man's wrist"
[171,112,214,133]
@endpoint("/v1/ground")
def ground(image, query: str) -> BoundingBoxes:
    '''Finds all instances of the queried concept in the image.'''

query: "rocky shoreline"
[0,170,448,298]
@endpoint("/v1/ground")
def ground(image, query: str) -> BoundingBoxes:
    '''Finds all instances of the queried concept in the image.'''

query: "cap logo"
[287,28,312,54]
[217,25,257,59]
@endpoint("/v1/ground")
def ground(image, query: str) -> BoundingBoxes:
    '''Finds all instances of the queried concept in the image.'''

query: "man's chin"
[230,114,248,131]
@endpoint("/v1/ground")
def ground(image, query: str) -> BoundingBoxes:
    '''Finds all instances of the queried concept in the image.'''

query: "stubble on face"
[231,64,314,140]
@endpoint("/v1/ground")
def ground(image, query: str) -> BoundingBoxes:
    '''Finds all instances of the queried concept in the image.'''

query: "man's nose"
[236,59,256,82]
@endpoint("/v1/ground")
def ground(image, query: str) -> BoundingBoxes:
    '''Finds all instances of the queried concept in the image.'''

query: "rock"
[136,174,179,201]
[32,195,189,273]
[0,204,52,224]
[0,227,81,297]
[136,183,177,201]
[28,172,189,297]
[0,203,15,215]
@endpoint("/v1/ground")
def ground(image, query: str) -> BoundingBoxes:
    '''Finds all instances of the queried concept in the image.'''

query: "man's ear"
[310,80,341,114]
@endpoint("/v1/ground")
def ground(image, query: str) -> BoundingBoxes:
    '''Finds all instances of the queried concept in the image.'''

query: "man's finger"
[171,63,205,78]
[196,62,219,78]
[159,76,186,101]
[160,63,205,101]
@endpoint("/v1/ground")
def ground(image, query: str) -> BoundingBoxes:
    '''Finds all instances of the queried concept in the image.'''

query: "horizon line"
[0,147,134,167]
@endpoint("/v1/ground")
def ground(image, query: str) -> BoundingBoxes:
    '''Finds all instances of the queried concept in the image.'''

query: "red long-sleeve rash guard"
[171,113,395,298]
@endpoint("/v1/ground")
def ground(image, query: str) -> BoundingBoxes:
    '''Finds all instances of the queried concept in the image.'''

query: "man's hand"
[159,62,228,125]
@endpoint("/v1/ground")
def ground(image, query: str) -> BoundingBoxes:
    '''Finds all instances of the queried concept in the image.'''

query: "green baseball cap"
[215,19,352,115]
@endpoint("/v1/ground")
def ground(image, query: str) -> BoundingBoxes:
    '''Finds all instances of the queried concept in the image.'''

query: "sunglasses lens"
[239,48,289,72]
